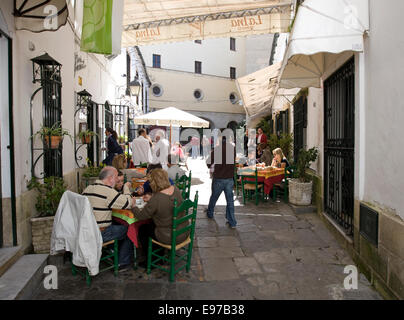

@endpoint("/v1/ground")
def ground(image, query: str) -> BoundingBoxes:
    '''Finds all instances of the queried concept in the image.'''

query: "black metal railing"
[324,57,355,236]
[43,69,62,178]
[293,94,307,163]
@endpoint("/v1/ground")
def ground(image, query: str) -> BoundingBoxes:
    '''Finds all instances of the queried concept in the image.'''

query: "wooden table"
[237,166,285,195]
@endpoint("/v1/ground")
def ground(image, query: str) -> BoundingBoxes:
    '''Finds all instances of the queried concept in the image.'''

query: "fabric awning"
[279,0,369,89]
[236,62,282,120]
[133,107,210,128]
[122,0,293,46]
[14,0,68,32]
[272,87,300,113]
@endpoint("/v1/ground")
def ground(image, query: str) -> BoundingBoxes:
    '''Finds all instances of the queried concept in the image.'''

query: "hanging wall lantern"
[77,89,92,108]
[31,52,62,85]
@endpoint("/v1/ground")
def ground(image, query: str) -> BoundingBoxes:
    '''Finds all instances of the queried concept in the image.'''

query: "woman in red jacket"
[256,127,268,145]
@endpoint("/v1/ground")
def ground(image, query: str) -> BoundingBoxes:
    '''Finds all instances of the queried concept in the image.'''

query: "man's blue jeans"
[207,178,236,227]
[101,224,133,266]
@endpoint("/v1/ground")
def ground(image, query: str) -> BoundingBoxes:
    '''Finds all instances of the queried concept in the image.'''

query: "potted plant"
[27,176,67,253]
[78,130,98,144]
[33,122,72,149]
[288,147,319,206]
[81,160,105,190]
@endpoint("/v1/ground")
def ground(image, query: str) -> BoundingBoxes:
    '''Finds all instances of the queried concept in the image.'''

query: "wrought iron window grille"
[30,53,63,179]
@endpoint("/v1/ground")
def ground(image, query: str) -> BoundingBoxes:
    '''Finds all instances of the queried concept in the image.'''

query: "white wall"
[245,34,273,74]
[0,0,127,197]
[139,37,246,78]
[272,33,289,65]
[147,67,244,115]
[362,0,404,220]
[306,88,323,174]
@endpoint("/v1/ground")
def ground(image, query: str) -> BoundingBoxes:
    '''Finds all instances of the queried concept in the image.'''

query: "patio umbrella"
[133,107,210,145]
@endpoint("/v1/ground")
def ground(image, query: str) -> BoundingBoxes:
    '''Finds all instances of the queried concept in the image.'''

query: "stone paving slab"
[201,258,240,281]
[30,159,383,300]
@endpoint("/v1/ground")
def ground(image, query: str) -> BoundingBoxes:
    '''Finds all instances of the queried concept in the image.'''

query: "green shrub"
[296,147,319,183]
[27,176,67,217]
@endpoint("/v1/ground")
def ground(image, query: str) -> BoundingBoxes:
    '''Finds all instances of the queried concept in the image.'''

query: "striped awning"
[122,0,293,46]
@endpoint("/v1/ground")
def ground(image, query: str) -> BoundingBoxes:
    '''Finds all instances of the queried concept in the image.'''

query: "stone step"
[0,246,22,277]
[289,203,317,214]
[0,254,48,300]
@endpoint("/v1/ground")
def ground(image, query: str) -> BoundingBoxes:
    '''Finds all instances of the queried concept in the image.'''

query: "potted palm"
[33,122,72,149]
[78,130,98,144]
[27,176,67,253]
[288,147,319,206]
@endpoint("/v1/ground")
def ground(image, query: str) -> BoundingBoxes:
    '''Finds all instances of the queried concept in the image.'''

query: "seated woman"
[271,148,290,169]
[133,163,175,197]
[258,143,272,166]
[131,169,189,266]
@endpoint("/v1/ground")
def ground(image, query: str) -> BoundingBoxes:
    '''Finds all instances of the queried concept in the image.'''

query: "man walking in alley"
[131,128,153,166]
[206,136,236,228]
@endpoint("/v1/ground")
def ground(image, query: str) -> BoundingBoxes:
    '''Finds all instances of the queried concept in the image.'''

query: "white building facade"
[283,0,404,299]
[0,0,139,252]
[139,35,277,130]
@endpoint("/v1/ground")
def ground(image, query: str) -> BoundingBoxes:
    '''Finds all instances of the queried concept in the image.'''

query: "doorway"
[323,57,355,236]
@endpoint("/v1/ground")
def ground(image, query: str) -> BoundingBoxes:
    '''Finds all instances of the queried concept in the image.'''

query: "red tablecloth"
[244,174,284,195]
[111,209,152,248]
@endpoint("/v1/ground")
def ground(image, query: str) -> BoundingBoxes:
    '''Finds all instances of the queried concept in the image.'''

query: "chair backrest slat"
[171,191,198,248]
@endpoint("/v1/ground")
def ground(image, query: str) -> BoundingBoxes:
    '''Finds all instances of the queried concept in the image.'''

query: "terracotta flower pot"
[81,136,92,144]
[44,136,62,149]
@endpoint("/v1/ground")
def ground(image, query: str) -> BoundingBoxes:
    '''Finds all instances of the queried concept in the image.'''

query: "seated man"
[258,143,273,166]
[166,154,186,181]
[114,171,130,194]
[83,166,135,270]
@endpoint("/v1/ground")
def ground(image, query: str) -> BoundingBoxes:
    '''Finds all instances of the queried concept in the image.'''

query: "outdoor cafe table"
[111,208,151,248]
[237,166,285,195]
[111,207,152,267]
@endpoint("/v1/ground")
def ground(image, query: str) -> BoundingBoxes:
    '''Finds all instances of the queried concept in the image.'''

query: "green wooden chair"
[175,171,192,200]
[240,168,265,205]
[71,238,119,287]
[272,166,296,203]
[147,191,199,282]
[234,166,242,197]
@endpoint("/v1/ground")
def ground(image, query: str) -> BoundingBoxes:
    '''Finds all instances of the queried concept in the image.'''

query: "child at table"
[271,148,290,169]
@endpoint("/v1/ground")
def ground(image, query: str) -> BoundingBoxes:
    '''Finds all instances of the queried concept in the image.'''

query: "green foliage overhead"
[267,133,294,160]
[27,176,67,217]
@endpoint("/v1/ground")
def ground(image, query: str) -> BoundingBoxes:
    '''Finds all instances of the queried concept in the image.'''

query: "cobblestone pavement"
[32,159,382,300]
